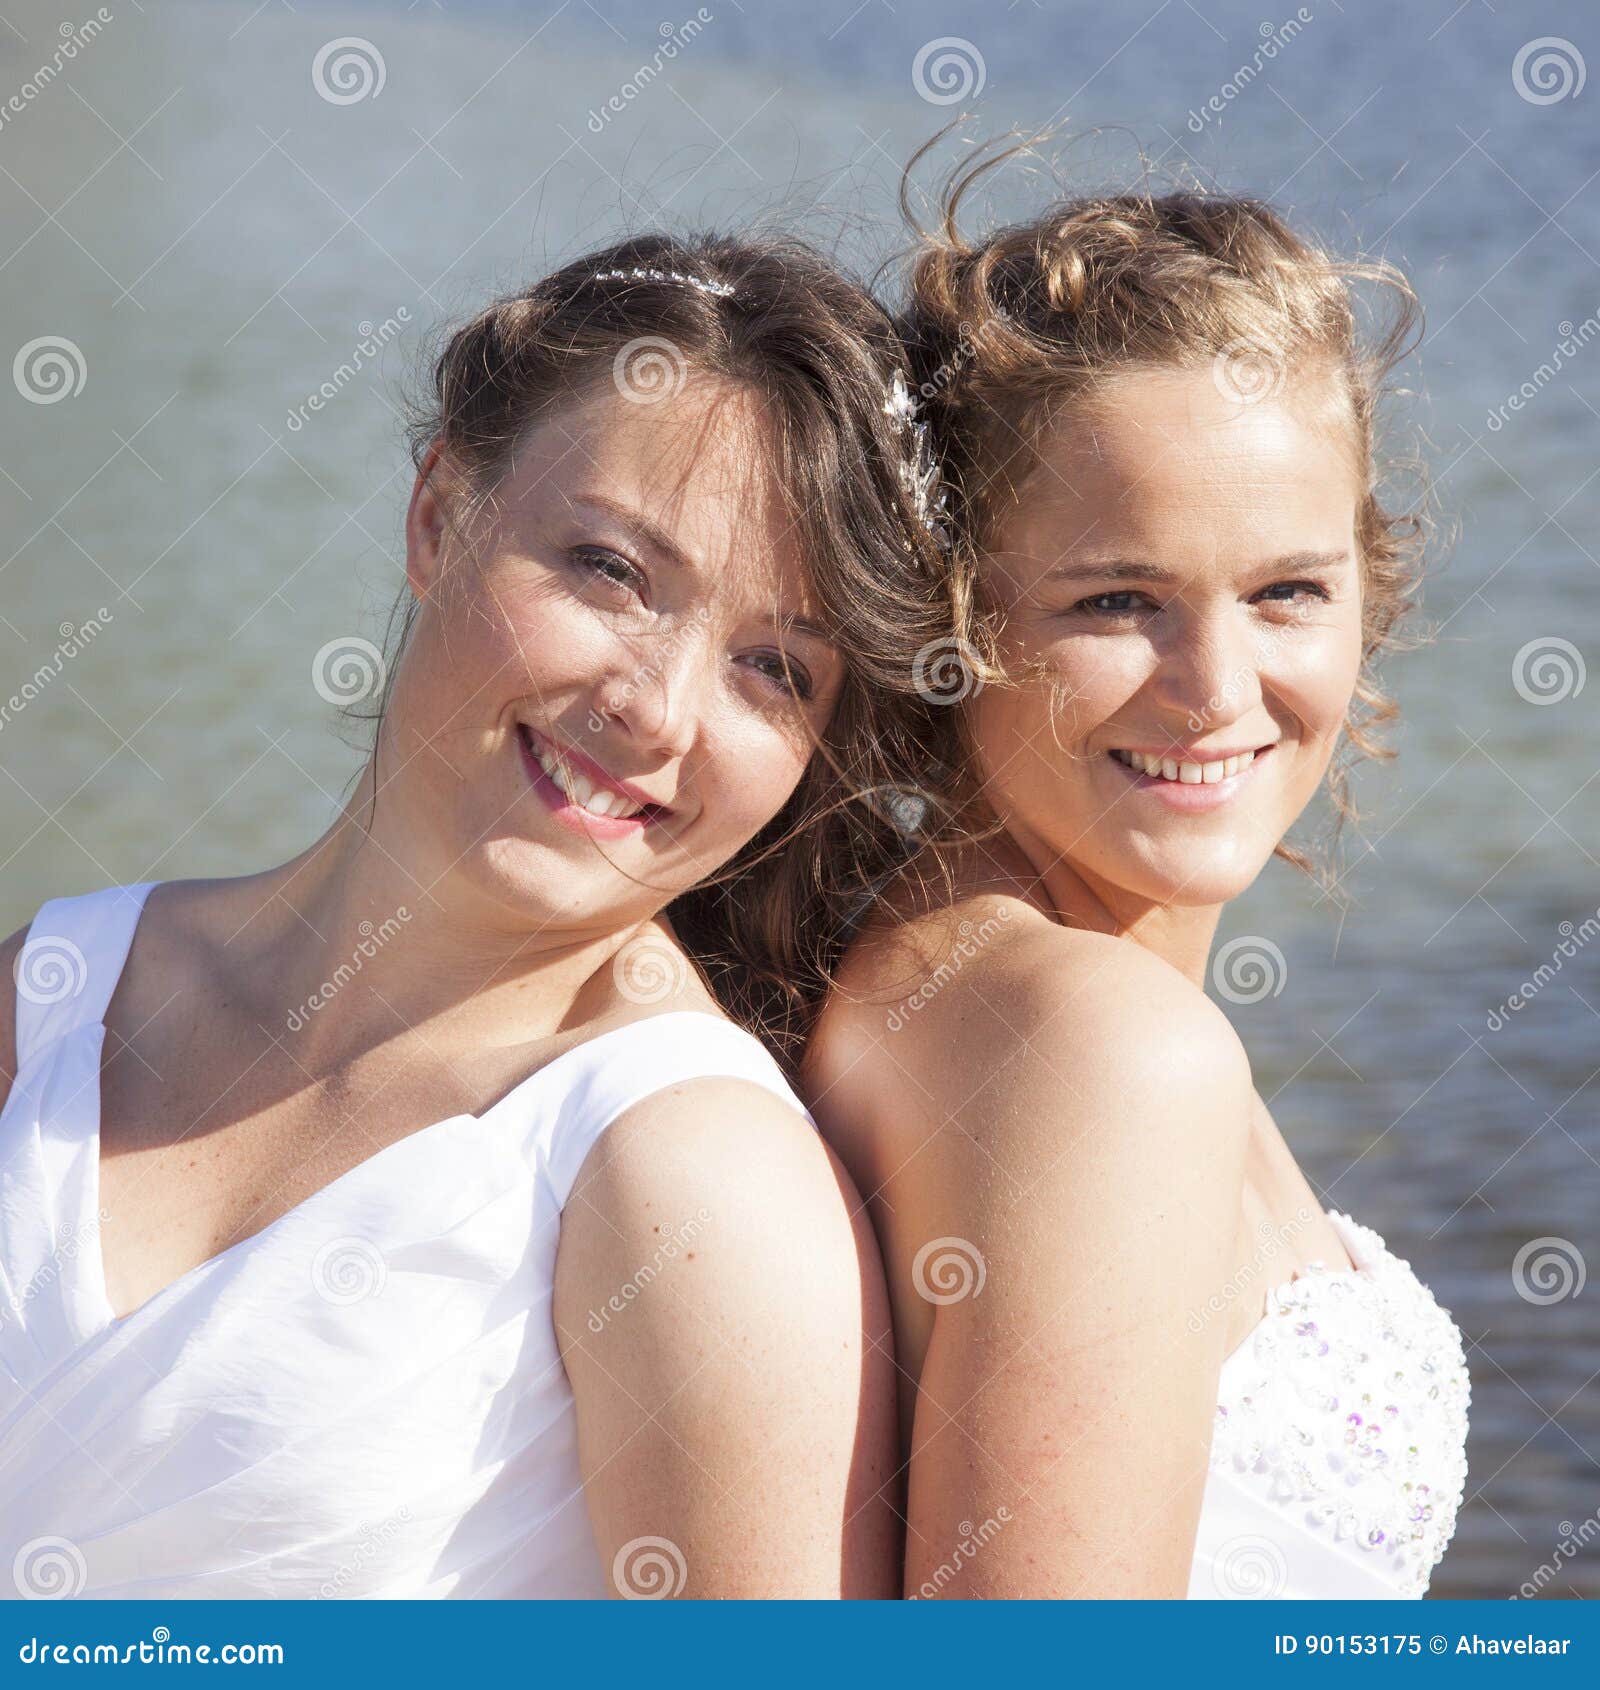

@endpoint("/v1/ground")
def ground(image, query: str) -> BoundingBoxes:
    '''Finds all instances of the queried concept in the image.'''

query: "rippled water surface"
[1,0,1596,1598]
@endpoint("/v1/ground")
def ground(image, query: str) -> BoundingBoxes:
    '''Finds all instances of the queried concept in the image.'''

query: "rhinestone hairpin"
[589,266,736,299]
[882,368,950,549]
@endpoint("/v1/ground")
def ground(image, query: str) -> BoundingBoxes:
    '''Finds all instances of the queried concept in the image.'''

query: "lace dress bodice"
[1189,1208,1471,1599]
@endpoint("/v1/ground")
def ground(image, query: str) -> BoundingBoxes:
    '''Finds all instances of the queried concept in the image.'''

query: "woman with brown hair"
[804,151,1471,1599]
[0,232,952,1599]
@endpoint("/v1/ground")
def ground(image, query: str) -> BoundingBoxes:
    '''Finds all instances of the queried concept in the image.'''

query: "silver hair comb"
[882,367,950,550]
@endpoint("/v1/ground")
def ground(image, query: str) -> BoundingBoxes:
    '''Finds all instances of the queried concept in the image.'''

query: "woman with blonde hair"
[805,151,1470,1599]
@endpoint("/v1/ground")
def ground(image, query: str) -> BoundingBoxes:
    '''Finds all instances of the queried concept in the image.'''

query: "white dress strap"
[12,882,156,1070]
[535,1010,814,1207]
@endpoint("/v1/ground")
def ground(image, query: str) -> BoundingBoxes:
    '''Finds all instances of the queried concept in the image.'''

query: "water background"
[1,0,1597,1598]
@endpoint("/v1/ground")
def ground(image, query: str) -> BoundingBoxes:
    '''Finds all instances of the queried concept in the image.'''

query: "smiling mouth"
[1109,746,1273,786]
[517,724,669,825]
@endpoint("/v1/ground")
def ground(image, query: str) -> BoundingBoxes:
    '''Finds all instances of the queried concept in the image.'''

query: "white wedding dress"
[1188,1207,1471,1598]
[0,880,815,1598]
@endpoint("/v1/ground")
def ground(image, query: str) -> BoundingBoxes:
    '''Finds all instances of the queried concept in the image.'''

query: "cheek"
[471,575,585,677]
[1266,623,1363,744]
[434,572,617,717]
[705,714,812,834]
[975,635,1146,762]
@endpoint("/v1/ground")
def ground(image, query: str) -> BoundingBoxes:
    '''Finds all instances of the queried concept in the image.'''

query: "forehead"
[496,372,816,614]
[1007,365,1360,557]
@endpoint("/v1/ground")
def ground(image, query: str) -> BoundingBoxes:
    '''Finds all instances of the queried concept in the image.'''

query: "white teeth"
[529,735,645,819]
[1114,748,1258,786]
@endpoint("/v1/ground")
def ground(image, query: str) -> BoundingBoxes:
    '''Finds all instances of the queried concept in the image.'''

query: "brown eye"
[743,649,814,701]
[569,545,646,601]
[1076,592,1154,617]
[1255,580,1330,605]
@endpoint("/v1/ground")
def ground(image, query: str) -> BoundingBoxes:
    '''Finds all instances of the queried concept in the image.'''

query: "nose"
[592,620,710,757]
[1147,600,1262,735]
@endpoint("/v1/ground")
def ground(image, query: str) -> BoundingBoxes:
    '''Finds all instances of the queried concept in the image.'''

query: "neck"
[237,771,654,1066]
[982,818,1226,989]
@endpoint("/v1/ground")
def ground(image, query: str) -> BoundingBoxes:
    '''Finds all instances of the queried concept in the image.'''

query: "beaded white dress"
[1188,1207,1471,1598]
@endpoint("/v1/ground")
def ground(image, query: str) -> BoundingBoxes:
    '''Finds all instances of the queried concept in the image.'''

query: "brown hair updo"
[371,230,966,1071]
[896,137,1434,883]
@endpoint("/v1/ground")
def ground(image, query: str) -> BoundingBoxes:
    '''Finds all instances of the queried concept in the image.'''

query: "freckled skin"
[973,366,1365,928]
[806,366,1375,1597]
[388,374,848,934]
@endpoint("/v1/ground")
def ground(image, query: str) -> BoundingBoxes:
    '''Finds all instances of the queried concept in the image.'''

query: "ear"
[405,439,458,602]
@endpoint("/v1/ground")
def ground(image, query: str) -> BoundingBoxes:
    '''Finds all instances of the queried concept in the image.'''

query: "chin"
[459,833,593,920]
[1099,839,1275,911]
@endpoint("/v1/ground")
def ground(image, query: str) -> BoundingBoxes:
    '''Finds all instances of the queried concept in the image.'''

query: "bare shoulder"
[552,1064,900,1597]
[811,886,1250,1172]
[866,912,1256,1597]
[556,1072,875,1331]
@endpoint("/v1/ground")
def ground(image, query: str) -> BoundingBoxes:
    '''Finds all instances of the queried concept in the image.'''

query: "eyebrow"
[1041,550,1351,585]
[570,492,693,573]
[569,492,835,647]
